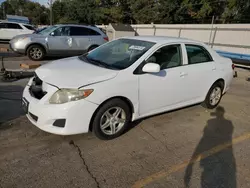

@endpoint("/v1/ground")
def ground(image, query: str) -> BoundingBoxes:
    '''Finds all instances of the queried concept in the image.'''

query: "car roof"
[123,36,200,44]
[0,21,33,26]
[55,24,96,28]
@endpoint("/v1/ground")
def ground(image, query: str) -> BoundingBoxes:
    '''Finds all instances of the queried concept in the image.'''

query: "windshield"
[81,39,155,70]
[38,26,58,35]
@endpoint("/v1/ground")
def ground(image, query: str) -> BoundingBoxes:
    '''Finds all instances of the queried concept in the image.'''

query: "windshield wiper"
[86,57,119,70]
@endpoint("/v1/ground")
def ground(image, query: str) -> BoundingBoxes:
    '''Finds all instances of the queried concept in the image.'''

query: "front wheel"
[92,99,131,140]
[27,45,45,61]
[203,82,223,109]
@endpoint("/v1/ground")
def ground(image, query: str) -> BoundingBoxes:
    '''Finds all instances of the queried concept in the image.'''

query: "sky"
[0,0,48,6]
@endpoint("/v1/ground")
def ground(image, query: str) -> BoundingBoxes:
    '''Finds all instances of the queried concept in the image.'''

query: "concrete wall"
[98,24,250,55]
[115,31,135,39]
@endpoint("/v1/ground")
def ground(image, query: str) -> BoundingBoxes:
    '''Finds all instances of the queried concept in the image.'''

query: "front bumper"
[23,83,98,135]
[9,41,26,54]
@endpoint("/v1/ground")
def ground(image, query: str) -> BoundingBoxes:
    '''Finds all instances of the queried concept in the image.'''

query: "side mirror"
[142,63,160,73]
[50,32,55,36]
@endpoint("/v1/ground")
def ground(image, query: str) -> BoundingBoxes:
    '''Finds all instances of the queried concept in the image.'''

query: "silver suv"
[9,24,109,61]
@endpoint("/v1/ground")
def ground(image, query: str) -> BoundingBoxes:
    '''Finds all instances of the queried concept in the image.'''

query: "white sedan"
[22,36,234,139]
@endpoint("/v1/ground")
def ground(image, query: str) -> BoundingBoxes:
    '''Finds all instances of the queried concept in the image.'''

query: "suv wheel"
[27,45,45,61]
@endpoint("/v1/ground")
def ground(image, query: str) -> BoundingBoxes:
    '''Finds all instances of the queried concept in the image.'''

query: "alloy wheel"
[100,107,126,135]
[29,47,43,60]
[209,86,222,106]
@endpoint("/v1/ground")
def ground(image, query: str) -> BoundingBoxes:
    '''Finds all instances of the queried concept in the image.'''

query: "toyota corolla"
[22,36,234,140]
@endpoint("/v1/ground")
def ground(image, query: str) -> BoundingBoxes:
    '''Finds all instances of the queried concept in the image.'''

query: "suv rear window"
[24,25,35,30]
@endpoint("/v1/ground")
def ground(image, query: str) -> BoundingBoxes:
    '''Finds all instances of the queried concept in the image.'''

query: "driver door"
[47,26,75,55]
[138,43,188,116]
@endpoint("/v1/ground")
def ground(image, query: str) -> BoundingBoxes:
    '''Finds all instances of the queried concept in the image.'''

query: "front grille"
[29,74,47,100]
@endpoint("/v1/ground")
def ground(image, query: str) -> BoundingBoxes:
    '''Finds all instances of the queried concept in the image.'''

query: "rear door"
[69,26,95,53]
[181,44,217,102]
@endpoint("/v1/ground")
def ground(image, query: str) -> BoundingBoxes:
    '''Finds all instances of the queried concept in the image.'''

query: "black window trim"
[133,43,183,75]
[5,23,23,29]
[185,44,214,65]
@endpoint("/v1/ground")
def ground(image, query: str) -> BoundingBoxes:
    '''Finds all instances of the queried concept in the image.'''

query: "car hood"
[13,33,44,40]
[35,56,119,88]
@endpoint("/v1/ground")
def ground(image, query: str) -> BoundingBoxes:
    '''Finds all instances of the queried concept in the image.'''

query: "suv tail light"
[103,37,109,41]
[232,63,235,70]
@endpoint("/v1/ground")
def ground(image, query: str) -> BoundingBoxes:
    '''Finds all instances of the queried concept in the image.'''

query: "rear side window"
[70,26,101,36]
[185,45,213,64]
[23,25,35,30]
[6,23,22,29]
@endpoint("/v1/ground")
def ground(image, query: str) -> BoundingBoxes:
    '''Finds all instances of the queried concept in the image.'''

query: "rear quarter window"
[24,25,35,30]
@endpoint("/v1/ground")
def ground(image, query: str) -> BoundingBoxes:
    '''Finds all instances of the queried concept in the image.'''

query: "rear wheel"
[27,45,45,61]
[203,82,223,109]
[92,99,131,140]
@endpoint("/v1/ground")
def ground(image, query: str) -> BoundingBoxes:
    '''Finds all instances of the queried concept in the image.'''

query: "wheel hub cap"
[100,107,126,135]
[209,87,221,106]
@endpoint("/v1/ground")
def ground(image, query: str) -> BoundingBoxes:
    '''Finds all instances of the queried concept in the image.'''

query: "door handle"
[212,67,216,71]
[180,72,188,77]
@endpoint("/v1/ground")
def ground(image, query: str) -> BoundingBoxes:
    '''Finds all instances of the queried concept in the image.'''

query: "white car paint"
[0,22,34,40]
[35,57,118,88]
[22,36,234,135]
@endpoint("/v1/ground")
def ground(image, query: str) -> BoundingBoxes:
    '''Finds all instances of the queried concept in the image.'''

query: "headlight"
[16,37,28,42]
[49,89,93,104]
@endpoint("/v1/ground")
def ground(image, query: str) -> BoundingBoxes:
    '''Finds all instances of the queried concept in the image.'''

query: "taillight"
[232,63,235,70]
[103,37,109,41]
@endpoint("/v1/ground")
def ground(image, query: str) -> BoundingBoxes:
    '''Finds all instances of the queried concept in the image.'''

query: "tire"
[202,82,223,109]
[92,99,131,140]
[87,45,98,52]
[27,44,45,61]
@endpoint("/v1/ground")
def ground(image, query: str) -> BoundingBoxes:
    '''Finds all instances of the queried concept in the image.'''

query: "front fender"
[25,39,48,53]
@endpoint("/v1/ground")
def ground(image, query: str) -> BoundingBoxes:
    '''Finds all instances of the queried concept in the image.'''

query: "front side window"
[79,39,155,70]
[53,26,70,36]
[147,44,182,70]
[186,45,213,64]
[38,26,58,35]
[6,23,22,29]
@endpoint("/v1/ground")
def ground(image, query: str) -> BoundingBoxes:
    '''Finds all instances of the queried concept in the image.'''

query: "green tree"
[128,0,160,24]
